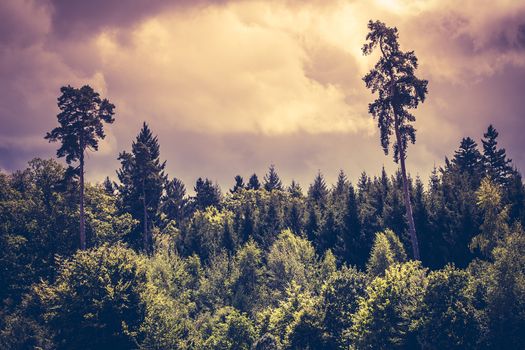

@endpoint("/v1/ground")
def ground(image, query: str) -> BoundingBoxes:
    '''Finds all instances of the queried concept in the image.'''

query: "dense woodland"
[1,21,525,350]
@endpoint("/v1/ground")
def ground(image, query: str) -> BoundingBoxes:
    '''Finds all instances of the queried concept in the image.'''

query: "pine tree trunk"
[394,125,420,260]
[79,140,86,250]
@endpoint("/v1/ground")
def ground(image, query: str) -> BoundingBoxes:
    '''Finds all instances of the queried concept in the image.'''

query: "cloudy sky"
[1,0,525,190]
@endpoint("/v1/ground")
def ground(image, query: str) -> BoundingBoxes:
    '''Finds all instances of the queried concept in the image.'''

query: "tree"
[34,244,147,349]
[417,265,485,350]
[453,137,483,179]
[367,229,407,278]
[471,177,509,257]
[230,175,245,193]
[264,165,283,192]
[350,261,427,349]
[162,177,187,226]
[362,20,428,260]
[45,85,115,250]
[247,174,261,190]
[117,122,166,253]
[194,177,222,210]
[482,125,512,185]
[307,171,328,209]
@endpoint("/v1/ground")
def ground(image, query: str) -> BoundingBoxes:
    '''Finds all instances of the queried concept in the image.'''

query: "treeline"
[0,120,524,349]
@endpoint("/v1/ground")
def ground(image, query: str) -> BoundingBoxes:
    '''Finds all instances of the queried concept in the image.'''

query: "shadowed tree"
[247,173,261,190]
[362,20,428,259]
[264,165,283,192]
[482,125,512,185]
[117,122,166,253]
[230,175,245,193]
[45,85,115,250]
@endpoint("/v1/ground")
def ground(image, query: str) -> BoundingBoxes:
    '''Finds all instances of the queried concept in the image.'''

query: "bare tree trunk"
[394,126,420,260]
[79,139,86,250]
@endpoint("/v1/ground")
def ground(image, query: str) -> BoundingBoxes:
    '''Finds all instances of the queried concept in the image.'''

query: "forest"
[1,20,525,350]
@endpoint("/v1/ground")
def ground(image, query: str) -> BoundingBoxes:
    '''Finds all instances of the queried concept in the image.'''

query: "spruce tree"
[117,122,166,253]
[162,177,186,226]
[362,20,428,260]
[263,165,283,192]
[482,125,512,185]
[230,175,245,193]
[287,180,303,198]
[307,171,328,209]
[453,137,483,177]
[247,174,261,190]
[45,85,115,250]
[194,177,221,210]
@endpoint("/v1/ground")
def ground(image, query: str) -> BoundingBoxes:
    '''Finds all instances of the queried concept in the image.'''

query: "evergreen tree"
[362,20,428,260]
[162,177,186,226]
[103,176,115,195]
[453,137,483,179]
[194,177,221,210]
[230,175,245,193]
[45,85,115,250]
[287,180,302,198]
[247,173,261,190]
[263,165,283,192]
[307,171,328,209]
[117,122,166,253]
[482,125,512,185]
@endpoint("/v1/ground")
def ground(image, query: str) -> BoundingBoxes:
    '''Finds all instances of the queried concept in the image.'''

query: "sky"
[1,0,525,191]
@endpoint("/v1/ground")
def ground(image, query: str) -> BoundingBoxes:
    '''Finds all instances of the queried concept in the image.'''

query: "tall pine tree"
[45,85,115,250]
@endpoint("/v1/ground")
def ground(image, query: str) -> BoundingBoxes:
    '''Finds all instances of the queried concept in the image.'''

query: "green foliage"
[34,244,147,349]
[366,229,407,277]
[350,261,427,349]
[118,122,167,253]
[417,265,485,349]
[322,266,368,349]
[200,307,256,350]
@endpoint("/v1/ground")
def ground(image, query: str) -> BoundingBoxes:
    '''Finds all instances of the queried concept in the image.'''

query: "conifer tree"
[163,177,186,226]
[308,171,329,209]
[194,177,221,210]
[247,174,261,190]
[117,122,166,253]
[287,180,303,198]
[45,85,115,250]
[230,175,245,193]
[103,176,115,195]
[482,125,512,185]
[362,20,428,260]
[263,165,283,192]
[453,137,483,176]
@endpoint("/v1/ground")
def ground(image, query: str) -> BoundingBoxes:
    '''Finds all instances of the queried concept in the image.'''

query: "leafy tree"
[45,85,115,250]
[117,122,166,253]
[264,165,283,192]
[201,307,256,350]
[350,261,427,349]
[366,229,407,277]
[471,177,509,257]
[322,266,367,349]
[34,244,147,350]
[417,265,485,350]
[253,333,281,350]
[247,173,261,190]
[483,224,525,349]
[362,20,428,260]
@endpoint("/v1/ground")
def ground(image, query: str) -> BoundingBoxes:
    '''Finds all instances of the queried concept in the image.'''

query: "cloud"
[0,0,525,190]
